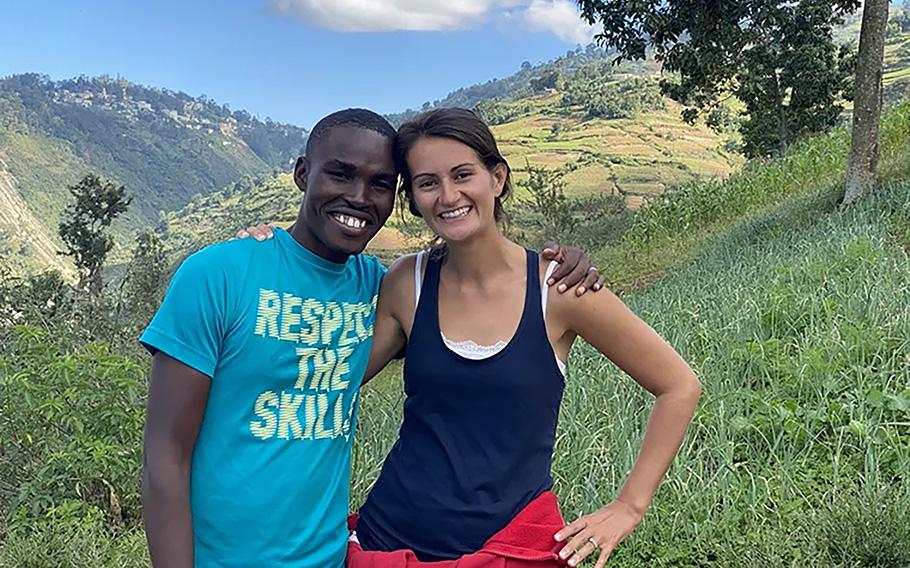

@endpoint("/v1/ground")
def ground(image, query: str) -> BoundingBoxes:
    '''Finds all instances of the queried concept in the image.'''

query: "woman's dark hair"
[395,107,512,223]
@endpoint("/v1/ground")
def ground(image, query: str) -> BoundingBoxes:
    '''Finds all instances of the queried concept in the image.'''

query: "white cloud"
[267,0,492,32]
[522,0,600,45]
[267,0,600,44]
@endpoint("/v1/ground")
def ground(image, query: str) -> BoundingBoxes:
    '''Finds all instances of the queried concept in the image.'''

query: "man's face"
[295,126,397,262]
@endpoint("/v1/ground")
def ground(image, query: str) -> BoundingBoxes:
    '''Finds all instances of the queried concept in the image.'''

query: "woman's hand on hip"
[554,500,644,567]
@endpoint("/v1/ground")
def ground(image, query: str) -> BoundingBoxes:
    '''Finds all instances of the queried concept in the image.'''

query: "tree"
[518,163,576,241]
[58,173,131,292]
[576,0,858,157]
[843,0,890,205]
[122,231,168,329]
[474,99,514,125]
[530,69,562,92]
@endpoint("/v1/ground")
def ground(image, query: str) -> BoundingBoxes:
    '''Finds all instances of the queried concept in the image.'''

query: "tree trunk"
[843,0,889,205]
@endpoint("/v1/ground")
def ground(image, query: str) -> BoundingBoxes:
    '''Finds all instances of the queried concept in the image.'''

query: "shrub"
[0,326,146,531]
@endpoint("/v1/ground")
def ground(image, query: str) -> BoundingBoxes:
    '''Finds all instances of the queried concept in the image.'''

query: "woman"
[244,108,700,567]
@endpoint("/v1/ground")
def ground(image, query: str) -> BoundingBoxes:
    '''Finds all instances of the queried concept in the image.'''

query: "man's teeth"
[333,213,366,229]
[440,206,471,219]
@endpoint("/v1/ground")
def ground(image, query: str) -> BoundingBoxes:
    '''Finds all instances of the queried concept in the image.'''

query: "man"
[141,109,600,567]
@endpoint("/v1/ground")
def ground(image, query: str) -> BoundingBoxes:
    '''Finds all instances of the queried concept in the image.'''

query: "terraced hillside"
[490,93,740,209]
[884,16,910,102]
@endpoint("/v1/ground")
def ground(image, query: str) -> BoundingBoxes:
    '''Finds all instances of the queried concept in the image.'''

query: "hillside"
[884,8,910,102]
[0,74,307,272]
[164,58,749,258]
[162,83,742,260]
[385,45,655,125]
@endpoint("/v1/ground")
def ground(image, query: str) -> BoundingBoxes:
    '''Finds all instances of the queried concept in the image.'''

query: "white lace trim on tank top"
[414,252,567,376]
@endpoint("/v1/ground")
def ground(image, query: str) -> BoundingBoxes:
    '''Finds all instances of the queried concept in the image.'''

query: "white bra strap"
[414,251,426,310]
[541,260,558,318]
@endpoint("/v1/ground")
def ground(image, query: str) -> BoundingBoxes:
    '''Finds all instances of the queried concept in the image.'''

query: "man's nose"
[346,179,371,206]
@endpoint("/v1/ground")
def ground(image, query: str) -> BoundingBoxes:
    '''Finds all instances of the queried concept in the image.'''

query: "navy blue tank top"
[355,249,566,561]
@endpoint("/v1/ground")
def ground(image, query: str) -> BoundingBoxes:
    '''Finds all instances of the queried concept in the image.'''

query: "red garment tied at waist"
[346,491,569,567]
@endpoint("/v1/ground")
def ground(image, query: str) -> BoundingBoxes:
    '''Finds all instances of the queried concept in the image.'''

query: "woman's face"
[406,136,506,244]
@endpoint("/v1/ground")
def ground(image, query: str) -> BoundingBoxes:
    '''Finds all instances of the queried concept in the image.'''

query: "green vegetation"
[2,95,908,566]
[596,101,910,289]
[561,74,665,120]
[385,45,655,125]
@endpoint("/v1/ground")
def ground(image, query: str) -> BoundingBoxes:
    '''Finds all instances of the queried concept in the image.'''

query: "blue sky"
[0,0,599,129]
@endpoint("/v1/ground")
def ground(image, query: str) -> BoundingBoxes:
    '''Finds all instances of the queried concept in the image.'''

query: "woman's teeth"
[333,213,366,229]
[440,206,471,219]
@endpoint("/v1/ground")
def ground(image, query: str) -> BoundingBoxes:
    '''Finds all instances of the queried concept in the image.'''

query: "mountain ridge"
[0,73,308,270]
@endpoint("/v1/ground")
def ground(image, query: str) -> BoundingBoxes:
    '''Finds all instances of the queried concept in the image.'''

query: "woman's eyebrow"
[413,163,475,179]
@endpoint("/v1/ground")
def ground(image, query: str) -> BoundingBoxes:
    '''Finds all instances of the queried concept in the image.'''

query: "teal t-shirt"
[140,228,386,567]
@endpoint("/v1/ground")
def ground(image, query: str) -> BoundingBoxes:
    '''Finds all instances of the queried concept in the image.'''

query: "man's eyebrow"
[323,159,356,172]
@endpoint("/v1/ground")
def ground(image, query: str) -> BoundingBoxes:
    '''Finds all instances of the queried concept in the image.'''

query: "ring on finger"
[587,536,599,549]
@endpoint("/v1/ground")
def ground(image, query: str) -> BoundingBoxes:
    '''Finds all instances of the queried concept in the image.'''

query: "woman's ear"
[492,163,508,198]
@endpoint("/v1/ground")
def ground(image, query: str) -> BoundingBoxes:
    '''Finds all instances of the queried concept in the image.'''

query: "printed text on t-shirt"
[248,289,376,441]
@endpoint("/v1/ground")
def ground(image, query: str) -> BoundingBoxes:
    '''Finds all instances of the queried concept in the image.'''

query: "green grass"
[353,180,910,566]
[595,101,910,290]
[8,175,909,567]
[4,102,910,567]
[349,102,910,566]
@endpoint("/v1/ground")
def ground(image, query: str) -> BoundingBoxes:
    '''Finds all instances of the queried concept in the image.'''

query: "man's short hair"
[305,108,396,156]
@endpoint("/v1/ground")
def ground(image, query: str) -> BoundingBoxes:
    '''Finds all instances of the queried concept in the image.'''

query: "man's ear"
[293,157,309,193]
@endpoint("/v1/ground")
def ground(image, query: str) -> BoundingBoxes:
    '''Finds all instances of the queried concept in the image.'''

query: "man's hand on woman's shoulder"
[540,242,605,296]
[235,223,276,241]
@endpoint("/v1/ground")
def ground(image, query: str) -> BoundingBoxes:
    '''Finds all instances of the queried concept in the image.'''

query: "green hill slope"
[384,45,654,125]
[0,74,307,273]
